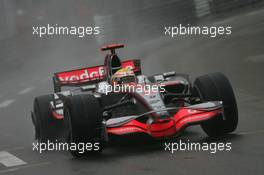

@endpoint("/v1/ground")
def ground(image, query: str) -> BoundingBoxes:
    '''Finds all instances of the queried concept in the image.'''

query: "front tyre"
[193,72,238,137]
[64,94,104,157]
[33,95,65,142]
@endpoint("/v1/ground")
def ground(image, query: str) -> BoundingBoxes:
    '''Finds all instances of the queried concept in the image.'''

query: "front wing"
[107,101,223,138]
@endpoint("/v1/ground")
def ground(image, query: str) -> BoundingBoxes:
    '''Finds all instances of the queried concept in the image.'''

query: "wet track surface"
[0,2,264,175]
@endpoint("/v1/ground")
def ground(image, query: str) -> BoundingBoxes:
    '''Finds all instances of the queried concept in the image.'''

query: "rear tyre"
[193,72,238,137]
[64,94,104,157]
[33,95,65,142]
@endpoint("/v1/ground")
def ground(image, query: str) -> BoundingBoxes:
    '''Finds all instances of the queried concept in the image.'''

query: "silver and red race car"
[31,44,238,157]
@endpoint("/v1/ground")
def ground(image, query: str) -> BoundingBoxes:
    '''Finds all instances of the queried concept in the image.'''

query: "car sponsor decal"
[56,60,138,84]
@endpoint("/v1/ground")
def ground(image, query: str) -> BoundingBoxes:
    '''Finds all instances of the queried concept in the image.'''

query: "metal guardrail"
[0,0,262,40]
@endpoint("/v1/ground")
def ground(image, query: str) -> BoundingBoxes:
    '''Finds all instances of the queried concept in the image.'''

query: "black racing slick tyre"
[64,94,104,157]
[33,94,65,142]
[193,72,238,137]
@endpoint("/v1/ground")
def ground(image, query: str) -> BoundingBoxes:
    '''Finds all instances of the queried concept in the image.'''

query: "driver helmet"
[111,67,136,86]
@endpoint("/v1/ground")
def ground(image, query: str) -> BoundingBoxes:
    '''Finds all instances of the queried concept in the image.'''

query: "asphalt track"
[0,3,264,175]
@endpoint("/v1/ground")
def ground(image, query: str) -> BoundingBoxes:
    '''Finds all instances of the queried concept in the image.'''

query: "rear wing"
[53,59,141,92]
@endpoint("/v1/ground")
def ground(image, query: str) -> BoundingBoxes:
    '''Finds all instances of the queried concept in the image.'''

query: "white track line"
[0,162,50,174]
[0,99,15,108]
[18,87,35,95]
[5,147,25,152]
[0,151,27,167]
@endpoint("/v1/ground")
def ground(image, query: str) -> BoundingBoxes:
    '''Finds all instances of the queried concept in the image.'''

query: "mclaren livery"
[31,44,238,157]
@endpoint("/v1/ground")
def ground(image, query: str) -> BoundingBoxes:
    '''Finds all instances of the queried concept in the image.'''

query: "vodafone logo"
[56,60,137,84]
[58,66,105,82]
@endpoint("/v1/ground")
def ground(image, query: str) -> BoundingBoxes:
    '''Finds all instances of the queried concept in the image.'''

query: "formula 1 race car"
[31,44,238,157]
